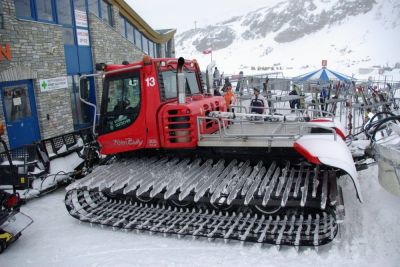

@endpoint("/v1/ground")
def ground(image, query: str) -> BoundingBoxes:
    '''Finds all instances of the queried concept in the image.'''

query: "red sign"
[322,60,327,68]
[0,43,11,62]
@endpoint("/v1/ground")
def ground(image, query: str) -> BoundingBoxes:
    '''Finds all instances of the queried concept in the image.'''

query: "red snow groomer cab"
[96,56,225,155]
[65,56,362,249]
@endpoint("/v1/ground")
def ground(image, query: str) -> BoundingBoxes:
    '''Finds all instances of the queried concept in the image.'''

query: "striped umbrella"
[294,67,354,83]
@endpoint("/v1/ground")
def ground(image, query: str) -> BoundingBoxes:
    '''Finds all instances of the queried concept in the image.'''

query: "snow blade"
[294,134,362,202]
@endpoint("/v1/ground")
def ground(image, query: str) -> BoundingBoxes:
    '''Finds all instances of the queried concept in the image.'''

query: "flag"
[202,47,212,55]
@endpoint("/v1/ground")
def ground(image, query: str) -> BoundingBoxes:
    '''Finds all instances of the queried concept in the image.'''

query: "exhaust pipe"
[177,57,186,104]
[205,61,216,95]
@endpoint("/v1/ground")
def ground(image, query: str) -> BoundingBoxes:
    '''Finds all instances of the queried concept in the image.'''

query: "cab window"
[100,71,141,134]
[159,70,200,101]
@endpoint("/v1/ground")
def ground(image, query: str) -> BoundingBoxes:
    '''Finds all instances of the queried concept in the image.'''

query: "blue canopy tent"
[294,67,354,83]
[291,66,356,115]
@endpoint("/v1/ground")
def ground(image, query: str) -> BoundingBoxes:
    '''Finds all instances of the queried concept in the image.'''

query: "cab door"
[97,69,147,154]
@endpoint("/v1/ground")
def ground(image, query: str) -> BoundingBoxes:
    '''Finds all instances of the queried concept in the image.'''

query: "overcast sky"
[125,0,277,33]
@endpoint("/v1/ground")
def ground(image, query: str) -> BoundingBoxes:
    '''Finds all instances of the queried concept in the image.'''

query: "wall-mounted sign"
[39,76,68,92]
[0,43,11,62]
[13,97,22,106]
[74,10,88,28]
[76,29,90,46]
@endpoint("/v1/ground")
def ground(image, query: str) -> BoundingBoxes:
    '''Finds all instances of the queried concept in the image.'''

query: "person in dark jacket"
[289,85,300,111]
[250,88,265,114]
[213,67,220,88]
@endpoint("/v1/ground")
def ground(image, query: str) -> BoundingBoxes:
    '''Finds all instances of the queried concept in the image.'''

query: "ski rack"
[231,105,337,118]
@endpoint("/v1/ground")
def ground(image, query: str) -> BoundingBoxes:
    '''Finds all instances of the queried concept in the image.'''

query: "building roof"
[115,0,176,43]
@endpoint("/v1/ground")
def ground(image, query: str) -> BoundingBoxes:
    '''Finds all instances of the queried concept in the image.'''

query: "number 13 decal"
[145,77,155,87]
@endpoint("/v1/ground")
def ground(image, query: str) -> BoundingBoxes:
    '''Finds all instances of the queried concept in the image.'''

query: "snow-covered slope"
[176,0,400,80]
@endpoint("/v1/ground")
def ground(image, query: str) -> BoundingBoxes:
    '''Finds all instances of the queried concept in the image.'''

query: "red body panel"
[97,57,226,155]
[293,142,321,165]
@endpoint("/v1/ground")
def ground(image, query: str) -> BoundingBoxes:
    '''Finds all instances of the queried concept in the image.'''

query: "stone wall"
[0,0,74,142]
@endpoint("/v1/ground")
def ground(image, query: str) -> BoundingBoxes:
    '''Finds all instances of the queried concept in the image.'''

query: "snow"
[1,165,400,266]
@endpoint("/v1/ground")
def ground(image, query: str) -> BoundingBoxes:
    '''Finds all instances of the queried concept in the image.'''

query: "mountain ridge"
[175,0,400,79]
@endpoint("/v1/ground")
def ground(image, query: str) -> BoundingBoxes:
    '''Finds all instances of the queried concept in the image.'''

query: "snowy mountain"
[176,0,400,80]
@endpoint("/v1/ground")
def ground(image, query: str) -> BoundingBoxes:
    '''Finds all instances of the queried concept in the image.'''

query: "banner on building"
[39,76,68,92]
[77,29,90,46]
[74,10,88,28]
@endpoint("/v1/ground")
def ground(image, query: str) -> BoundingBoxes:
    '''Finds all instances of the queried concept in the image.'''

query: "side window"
[119,14,125,36]
[185,72,200,94]
[107,77,140,113]
[56,0,72,25]
[160,70,200,101]
[36,0,54,22]
[88,0,100,17]
[101,0,112,26]
[14,0,33,19]
[134,28,142,50]
[161,71,177,99]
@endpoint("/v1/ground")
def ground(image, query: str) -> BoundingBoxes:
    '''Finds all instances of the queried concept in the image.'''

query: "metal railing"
[230,105,336,119]
[196,114,337,143]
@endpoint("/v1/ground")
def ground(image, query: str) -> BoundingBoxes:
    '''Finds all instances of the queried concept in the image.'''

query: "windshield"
[160,70,200,100]
[100,71,141,134]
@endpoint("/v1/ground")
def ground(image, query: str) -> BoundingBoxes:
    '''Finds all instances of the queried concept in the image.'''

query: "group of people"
[222,82,266,115]
[213,67,267,115]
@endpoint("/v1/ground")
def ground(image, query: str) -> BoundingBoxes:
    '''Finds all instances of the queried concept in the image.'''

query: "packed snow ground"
[1,165,399,267]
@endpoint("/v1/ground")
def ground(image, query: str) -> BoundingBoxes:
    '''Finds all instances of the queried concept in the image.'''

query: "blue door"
[0,80,41,149]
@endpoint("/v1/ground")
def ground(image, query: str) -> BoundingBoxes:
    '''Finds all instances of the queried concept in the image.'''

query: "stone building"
[0,0,175,149]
